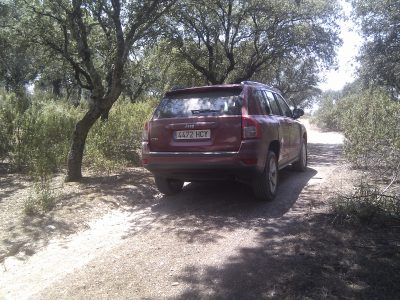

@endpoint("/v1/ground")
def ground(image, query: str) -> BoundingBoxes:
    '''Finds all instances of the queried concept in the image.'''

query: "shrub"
[23,180,57,215]
[1,91,157,174]
[15,98,78,174]
[332,183,400,225]
[340,89,400,173]
[311,90,355,131]
[0,91,80,174]
[84,98,157,172]
[0,92,16,159]
[314,87,400,224]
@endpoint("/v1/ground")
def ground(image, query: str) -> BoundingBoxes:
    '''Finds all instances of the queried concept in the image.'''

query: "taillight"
[242,116,261,139]
[142,121,149,141]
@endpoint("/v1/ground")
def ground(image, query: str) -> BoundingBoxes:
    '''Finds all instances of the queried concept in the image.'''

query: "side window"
[274,93,292,118]
[247,88,263,115]
[254,90,271,115]
[264,91,281,116]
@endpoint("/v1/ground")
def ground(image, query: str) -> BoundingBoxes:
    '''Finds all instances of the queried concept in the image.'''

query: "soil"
[0,120,399,300]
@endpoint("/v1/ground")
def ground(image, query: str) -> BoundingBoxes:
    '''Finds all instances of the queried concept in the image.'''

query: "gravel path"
[1,121,350,299]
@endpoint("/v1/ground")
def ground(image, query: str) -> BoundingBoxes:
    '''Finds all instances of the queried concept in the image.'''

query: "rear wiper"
[191,109,220,115]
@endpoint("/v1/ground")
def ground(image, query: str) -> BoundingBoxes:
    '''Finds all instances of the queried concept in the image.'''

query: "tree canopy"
[166,0,341,91]
[352,0,400,96]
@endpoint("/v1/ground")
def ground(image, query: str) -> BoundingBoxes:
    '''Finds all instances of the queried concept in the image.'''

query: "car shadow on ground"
[147,142,337,241]
[152,166,317,220]
[146,166,316,245]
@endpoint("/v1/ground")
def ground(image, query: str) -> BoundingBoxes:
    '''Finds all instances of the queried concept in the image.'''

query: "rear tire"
[293,138,307,172]
[155,176,184,195]
[253,151,278,201]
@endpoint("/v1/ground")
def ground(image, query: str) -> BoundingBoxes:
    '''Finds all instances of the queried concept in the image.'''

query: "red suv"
[142,81,307,200]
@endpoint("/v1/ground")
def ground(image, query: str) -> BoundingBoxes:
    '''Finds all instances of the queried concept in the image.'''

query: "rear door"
[273,93,301,161]
[264,90,291,164]
[149,89,243,152]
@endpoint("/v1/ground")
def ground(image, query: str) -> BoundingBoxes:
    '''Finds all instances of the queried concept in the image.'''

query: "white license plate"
[175,129,211,140]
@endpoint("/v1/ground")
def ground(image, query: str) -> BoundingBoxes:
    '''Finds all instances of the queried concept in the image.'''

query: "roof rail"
[241,81,281,93]
[241,81,265,86]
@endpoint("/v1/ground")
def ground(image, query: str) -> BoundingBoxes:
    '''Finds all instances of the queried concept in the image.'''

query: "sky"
[318,0,363,91]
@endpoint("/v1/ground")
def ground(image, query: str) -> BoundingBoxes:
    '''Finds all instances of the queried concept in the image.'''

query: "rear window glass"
[154,90,242,119]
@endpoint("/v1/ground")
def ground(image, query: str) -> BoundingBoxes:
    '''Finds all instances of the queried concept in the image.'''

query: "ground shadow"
[149,166,317,239]
[308,143,344,166]
[173,214,400,299]
[1,214,78,263]
[0,168,156,263]
[144,142,339,243]
[0,175,28,203]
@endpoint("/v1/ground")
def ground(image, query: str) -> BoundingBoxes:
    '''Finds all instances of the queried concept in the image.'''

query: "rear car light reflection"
[240,158,258,165]
[242,116,261,139]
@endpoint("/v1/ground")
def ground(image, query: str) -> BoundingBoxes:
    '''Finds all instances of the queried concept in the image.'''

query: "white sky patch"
[319,0,363,91]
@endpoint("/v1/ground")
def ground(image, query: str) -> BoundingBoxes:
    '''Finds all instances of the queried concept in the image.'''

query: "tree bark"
[52,79,62,97]
[65,104,103,181]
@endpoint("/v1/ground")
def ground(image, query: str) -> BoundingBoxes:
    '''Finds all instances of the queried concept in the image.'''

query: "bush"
[311,83,362,131]
[84,98,157,172]
[313,87,400,173]
[1,91,157,215]
[0,92,16,159]
[2,94,79,175]
[332,183,400,225]
[314,87,400,224]
[0,90,157,175]
[340,89,400,172]
[23,180,57,215]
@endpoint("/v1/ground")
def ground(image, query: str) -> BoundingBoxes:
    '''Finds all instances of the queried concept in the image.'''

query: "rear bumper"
[141,141,264,181]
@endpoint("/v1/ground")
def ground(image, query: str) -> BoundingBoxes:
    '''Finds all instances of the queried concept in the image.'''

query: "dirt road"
[1,122,369,299]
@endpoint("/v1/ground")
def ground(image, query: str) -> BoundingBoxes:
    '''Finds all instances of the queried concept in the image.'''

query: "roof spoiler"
[241,81,282,94]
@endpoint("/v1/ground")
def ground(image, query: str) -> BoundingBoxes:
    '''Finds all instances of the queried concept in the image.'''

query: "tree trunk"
[74,86,82,107]
[52,79,62,97]
[66,105,103,181]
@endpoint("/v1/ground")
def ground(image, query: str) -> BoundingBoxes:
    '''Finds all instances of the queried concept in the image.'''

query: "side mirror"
[292,108,304,119]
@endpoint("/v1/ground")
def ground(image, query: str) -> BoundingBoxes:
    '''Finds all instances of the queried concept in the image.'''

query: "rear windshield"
[153,90,242,119]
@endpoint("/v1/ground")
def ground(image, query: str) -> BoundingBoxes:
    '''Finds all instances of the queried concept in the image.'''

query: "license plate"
[175,129,211,140]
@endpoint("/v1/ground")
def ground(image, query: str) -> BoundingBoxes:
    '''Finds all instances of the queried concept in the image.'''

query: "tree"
[352,0,400,96]
[165,0,341,104]
[0,2,38,97]
[19,0,175,181]
[253,56,322,107]
[129,40,207,99]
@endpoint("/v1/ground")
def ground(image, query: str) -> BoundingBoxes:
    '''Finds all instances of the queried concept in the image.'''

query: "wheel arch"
[269,140,280,161]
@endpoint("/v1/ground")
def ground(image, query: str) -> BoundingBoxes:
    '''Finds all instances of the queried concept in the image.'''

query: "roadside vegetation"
[0,90,155,173]
[312,85,400,225]
[0,90,155,213]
